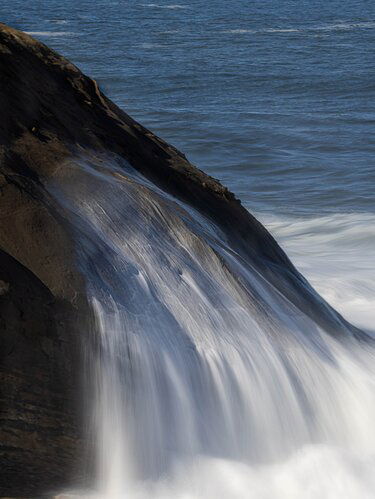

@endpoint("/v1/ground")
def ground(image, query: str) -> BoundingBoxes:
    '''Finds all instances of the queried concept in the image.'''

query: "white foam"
[84,448,375,499]
[259,211,375,331]
[142,3,188,9]
[25,31,75,37]
[223,29,255,34]
[316,21,375,31]
[223,21,375,35]
[222,27,300,34]
[159,30,180,34]
[139,42,165,49]
[266,28,300,33]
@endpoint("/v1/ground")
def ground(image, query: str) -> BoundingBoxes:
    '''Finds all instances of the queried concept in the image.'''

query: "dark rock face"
[0,250,86,497]
[0,22,368,497]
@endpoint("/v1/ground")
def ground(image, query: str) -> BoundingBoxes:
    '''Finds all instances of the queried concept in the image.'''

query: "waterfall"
[53,155,375,499]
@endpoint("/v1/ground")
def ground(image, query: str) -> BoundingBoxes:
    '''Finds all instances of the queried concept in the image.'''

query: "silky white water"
[259,212,375,332]
[54,157,375,499]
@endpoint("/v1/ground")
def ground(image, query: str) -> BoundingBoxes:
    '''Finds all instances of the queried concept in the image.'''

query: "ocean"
[2,1,375,497]
[3,0,374,215]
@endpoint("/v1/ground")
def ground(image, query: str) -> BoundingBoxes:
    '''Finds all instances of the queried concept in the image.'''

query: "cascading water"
[54,155,375,499]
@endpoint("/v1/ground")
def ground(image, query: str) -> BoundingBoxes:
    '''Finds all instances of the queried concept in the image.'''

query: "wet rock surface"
[0,250,86,497]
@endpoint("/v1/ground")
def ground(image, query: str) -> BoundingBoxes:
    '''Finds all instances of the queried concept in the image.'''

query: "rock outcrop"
[0,250,85,496]
[0,23,367,497]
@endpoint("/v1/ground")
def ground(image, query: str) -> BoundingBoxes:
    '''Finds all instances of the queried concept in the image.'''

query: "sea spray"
[53,157,375,499]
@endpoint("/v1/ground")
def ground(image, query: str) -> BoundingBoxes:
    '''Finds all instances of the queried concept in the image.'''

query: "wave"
[222,21,375,35]
[259,212,375,331]
[25,31,75,37]
[223,28,299,34]
[49,19,69,25]
[159,30,180,34]
[139,42,166,49]
[141,3,188,9]
[6,23,375,499]
[51,156,375,498]
[317,21,375,31]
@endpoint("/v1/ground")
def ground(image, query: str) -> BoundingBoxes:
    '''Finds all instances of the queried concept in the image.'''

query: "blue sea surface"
[1,0,374,215]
